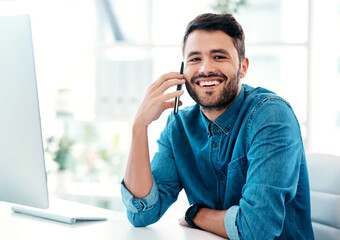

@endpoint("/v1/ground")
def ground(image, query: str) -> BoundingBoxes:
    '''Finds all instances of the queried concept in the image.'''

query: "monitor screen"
[0,14,49,209]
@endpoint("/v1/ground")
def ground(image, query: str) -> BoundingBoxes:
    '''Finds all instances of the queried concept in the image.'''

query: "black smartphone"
[174,62,184,114]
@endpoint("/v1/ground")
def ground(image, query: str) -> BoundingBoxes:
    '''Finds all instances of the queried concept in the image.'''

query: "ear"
[239,57,249,79]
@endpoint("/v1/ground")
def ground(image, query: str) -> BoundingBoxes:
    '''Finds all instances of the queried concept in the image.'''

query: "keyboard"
[11,200,108,224]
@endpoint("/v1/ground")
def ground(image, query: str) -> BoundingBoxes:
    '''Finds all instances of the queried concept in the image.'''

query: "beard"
[185,69,241,111]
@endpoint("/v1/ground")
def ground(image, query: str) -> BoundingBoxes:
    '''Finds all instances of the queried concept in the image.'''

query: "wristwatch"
[185,203,204,229]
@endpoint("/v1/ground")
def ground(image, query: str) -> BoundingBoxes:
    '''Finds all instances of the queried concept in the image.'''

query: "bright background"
[1,0,340,211]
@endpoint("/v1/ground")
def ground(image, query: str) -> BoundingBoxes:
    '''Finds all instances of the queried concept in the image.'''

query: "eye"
[214,55,227,60]
[189,57,201,62]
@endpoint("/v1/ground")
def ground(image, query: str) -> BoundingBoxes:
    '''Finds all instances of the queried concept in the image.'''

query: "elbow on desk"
[127,215,147,227]
[127,210,160,227]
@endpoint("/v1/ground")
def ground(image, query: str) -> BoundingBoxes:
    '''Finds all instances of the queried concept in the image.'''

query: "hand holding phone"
[174,62,184,114]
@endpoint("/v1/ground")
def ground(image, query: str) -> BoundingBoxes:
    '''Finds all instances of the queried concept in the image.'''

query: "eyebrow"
[210,49,231,57]
[186,49,232,59]
[187,51,201,59]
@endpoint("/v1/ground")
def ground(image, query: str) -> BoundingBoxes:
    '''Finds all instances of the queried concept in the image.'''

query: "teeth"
[199,80,220,87]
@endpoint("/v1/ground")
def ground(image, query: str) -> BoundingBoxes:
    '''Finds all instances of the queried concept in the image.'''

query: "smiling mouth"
[196,79,223,87]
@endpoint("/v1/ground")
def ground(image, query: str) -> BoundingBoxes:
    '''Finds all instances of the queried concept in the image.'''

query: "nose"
[198,58,216,75]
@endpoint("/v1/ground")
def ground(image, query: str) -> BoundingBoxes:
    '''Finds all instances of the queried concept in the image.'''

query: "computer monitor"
[0,14,49,209]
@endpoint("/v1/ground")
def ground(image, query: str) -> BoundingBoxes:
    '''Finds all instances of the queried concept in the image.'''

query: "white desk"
[0,199,224,240]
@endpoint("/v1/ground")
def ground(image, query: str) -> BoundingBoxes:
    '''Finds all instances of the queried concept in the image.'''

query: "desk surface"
[0,198,224,240]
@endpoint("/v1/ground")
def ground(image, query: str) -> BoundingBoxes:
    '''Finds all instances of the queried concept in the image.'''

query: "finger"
[154,72,184,88]
[161,90,184,102]
[161,100,183,113]
[157,79,185,93]
[162,101,175,110]
[163,100,183,108]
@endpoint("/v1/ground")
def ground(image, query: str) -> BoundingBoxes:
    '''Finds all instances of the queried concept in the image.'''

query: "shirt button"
[219,175,224,180]
[212,142,217,148]
[213,125,218,130]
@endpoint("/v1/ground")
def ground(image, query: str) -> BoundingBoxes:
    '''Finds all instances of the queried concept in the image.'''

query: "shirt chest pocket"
[227,155,248,174]
[224,156,248,207]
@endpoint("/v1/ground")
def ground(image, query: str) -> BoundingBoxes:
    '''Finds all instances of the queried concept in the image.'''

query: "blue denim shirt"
[121,84,314,240]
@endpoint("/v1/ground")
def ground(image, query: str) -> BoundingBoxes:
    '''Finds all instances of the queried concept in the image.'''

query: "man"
[121,13,314,240]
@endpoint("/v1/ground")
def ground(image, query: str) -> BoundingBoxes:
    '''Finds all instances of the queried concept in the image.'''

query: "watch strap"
[185,203,203,229]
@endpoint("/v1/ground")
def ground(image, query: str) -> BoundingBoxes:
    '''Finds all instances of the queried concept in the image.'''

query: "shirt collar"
[200,84,245,136]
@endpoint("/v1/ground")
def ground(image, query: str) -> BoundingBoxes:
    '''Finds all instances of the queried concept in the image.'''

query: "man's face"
[183,30,245,111]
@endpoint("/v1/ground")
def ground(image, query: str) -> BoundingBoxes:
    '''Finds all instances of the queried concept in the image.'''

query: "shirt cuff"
[225,205,241,240]
[121,179,159,213]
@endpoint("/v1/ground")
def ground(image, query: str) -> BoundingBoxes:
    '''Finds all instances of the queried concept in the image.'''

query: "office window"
[307,0,340,155]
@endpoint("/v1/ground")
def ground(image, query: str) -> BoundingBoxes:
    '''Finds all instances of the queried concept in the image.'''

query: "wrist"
[185,204,204,229]
[132,119,148,132]
[133,108,153,129]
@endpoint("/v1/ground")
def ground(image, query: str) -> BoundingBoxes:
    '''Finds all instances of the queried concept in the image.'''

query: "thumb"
[179,217,190,227]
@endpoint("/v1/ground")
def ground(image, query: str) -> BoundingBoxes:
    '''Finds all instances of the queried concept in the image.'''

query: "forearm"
[124,122,153,198]
[194,208,229,239]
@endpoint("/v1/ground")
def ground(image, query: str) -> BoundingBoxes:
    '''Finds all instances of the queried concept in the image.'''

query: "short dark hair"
[183,13,245,62]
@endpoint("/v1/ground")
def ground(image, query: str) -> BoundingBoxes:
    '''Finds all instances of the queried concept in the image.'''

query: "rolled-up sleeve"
[120,178,163,227]
[121,179,159,213]
[225,206,241,240]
